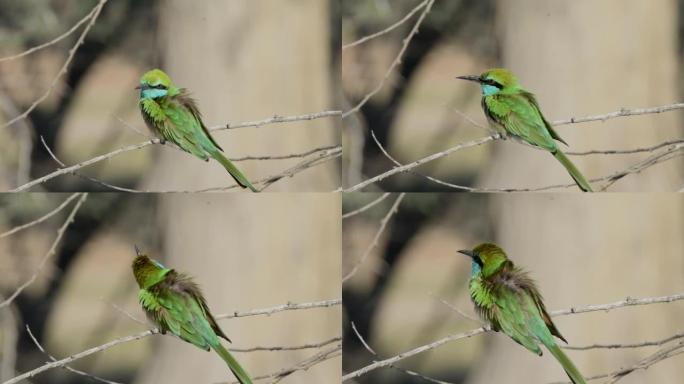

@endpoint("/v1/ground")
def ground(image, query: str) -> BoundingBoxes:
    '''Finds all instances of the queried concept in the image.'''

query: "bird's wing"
[176,90,224,152]
[491,288,544,355]
[147,275,222,351]
[528,288,567,343]
[161,95,223,159]
[189,287,232,343]
[139,288,206,348]
[492,93,558,152]
[520,91,568,146]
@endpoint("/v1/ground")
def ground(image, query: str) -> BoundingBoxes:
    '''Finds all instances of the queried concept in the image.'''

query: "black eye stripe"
[474,255,484,267]
[151,84,167,89]
[483,78,502,89]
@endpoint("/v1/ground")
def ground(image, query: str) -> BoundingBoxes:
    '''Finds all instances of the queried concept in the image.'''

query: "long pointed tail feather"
[210,150,259,192]
[214,343,253,384]
[546,343,587,384]
[552,149,593,192]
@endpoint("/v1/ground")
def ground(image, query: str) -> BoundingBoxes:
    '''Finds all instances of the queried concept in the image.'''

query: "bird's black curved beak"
[455,75,481,83]
[458,249,475,258]
[134,244,142,256]
[134,85,141,90]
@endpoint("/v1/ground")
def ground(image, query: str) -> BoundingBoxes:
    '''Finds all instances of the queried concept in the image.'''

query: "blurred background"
[343,192,684,383]
[0,0,341,192]
[0,192,341,383]
[342,0,684,191]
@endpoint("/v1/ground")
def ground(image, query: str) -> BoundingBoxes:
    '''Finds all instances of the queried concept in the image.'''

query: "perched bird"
[458,243,586,384]
[456,68,593,192]
[132,247,253,384]
[137,69,258,192]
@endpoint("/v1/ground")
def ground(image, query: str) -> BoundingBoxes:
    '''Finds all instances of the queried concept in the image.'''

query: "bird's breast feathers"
[140,99,166,124]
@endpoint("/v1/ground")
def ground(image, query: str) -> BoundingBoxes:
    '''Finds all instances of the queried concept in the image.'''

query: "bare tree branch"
[342,0,429,50]
[0,193,87,309]
[342,0,436,118]
[342,193,405,283]
[0,0,108,130]
[0,3,99,62]
[0,193,81,238]
[228,337,341,353]
[342,192,392,219]
[552,103,684,126]
[215,298,341,320]
[210,110,341,131]
[564,332,684,351]
[26,326,122,384]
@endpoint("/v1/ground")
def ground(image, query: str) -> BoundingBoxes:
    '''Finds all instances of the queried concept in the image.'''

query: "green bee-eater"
[457,68,593,192]
[458,243,586,384]
[132,247,253,384]
[137,69,258,192]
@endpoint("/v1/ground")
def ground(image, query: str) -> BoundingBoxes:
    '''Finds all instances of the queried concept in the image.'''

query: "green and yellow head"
[458,243,510,278]
[132,245,171,289]
[456,68,520,96]
[137,69,179,100]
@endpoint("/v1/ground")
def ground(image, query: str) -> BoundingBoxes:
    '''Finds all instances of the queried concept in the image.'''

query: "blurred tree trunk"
[470,4,684,384]
[144,0,336,192]
[135,194,341,383]
[480,0,682,191]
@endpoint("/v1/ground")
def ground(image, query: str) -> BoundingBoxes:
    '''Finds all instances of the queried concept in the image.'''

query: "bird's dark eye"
[151,84,167,90]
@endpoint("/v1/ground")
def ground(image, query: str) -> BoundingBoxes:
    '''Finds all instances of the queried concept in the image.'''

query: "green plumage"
[457,68,593,192]
[132,248,253,384]
[138,69,258,192]
[459,243,586,384]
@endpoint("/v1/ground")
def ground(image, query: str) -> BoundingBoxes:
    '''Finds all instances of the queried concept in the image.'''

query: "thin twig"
[344,134,498,192]
[215,299,341,320]
[606,342,684,383]
[349,319,453,383]
[1,0,108,130]
[342,0,435,118]
[547,341,684,383]
[431,294,481,324]
[265,344,342,384]
[213,344,341,384]
[3,329,157,384]
[40,136,143,193]
[342,193,405,283]
[210,110,341,131]
[228,337,341,353]
[11,140,157,192]
[0,193,80,238]
[351,322,376,355]
[552,103,684,126]
[26,326,122,384]
[195,146,341,193]
[0,193,87,309]
[342,0,429,50]
[564,331,684,351]
[0,5,98,62]
[565,139,684,156]
[342,192,391,219]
